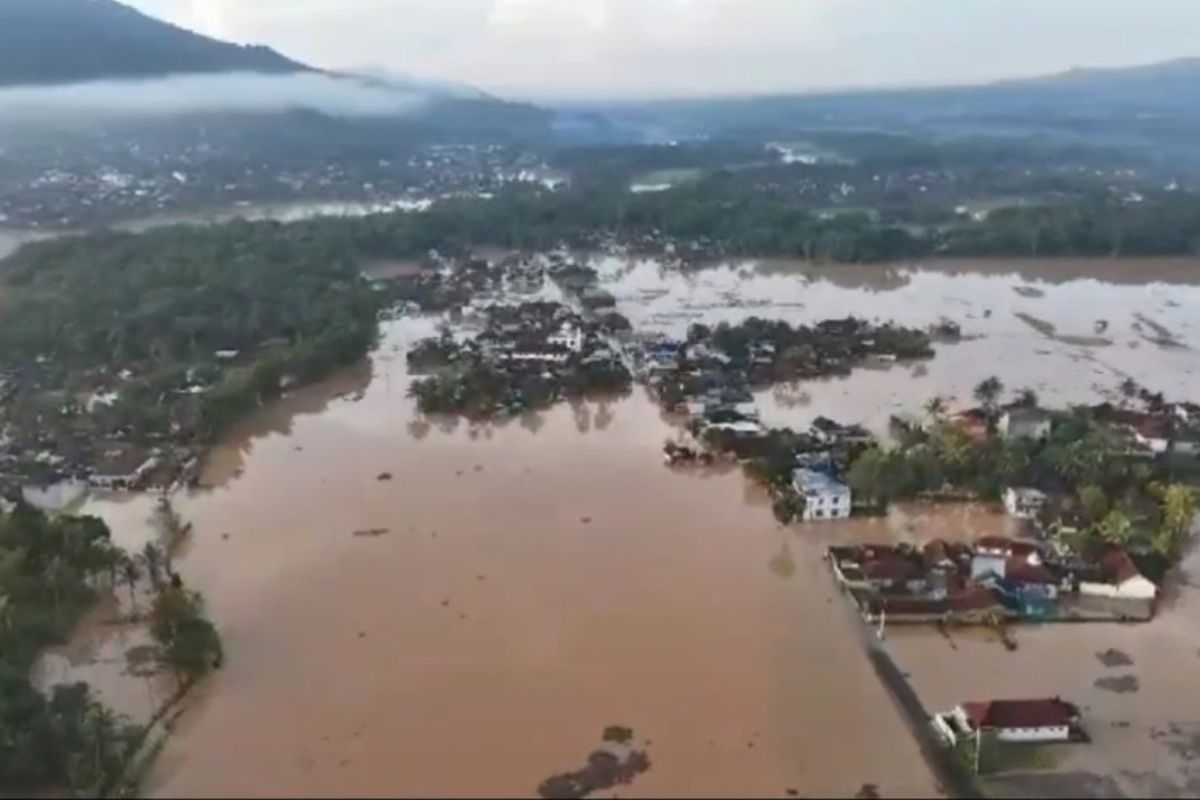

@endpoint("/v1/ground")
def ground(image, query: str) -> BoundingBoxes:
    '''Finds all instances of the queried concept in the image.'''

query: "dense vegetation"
[847,388,1198,575]
[0,222,382,483]
[0,501,140,796]
[0,501,222,795]
[272,176,1200,264]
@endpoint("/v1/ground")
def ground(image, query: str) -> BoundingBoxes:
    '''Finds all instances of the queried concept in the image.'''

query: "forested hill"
[0,0,306,87]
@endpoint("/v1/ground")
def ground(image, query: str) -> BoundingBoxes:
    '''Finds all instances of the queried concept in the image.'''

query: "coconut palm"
[119,556,141,614]
[1099,510,1134,545]
[1119,378,1140,407]
[973,376,1004,412]
[923,395,947,421]
[1013,387,1039,408]
[1163,485,1197,536]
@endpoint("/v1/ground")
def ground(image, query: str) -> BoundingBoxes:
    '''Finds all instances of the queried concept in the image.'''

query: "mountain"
[0,0,306,87]
[581,57,1200,159]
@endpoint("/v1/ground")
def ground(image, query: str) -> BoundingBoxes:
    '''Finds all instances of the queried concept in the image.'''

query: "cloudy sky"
[125,0,1200,100]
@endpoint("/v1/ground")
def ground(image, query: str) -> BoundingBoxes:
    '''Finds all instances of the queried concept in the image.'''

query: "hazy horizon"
[120,0,1200,102]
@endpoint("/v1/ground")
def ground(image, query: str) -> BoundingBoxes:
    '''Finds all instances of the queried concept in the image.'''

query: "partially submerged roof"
[1098,549,1146,585]
[960,698,1080,731]
[793,468,849,494]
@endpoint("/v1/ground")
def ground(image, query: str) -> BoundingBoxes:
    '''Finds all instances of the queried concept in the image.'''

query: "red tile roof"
[1004,558,1056,586]
[1112,410,1171,440]
[961,699,1079,731]
[863,557,924,582]
[1099,549,1143,585]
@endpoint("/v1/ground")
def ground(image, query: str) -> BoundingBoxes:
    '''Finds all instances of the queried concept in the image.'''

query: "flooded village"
[10,244,1196,798]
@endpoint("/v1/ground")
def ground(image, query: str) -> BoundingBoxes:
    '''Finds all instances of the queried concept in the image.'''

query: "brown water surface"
[57,257,1200,798]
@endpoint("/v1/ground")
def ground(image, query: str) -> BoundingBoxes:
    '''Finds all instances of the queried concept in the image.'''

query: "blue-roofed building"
[792,468,852,521]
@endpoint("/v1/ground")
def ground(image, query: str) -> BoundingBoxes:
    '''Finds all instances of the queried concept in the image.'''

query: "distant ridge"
[0,0,308,87]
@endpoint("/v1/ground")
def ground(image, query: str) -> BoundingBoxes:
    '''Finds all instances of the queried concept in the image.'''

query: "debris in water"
[1095,675,1140,693]
[602,726,634,745]
[221,532,231,540]
[352,528,390,538]
[581,516,592,525]
[537,728,651,799]
[786,790,799,798]
[441,599,450,607]
[1096,648,1135,668]
[855,784,880,799]
[376,472,393,481]
[474,464,484,472]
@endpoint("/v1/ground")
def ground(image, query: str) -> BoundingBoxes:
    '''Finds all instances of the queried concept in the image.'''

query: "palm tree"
[1163,485,1197,535]
[43,556,71,616]
[119,557,141,615]
[924,395,947,422]
[1014,387,1039,408]
[973,376,1004,413]
[1119,378,1140,408]
[1099,510,1134,546]
[141,542,164,592]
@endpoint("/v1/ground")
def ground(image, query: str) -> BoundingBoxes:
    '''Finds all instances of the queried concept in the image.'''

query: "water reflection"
[768,542,796,580]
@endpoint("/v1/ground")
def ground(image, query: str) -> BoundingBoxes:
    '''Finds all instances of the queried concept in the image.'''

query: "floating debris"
[1095,675,1140,693]
[352,527,390,538]
[602,726,634,745]
[376,472,393,481]
[537,728,651,799]
[1096,648,1134,668]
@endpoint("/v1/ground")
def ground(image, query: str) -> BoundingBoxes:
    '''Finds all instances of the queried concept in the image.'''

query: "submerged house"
[89,445,159,491]
[998,406,1053,440]
[793,468,852,520]
[1079,550,1157,602]
[810,416,874,447]
[933,698,1082,745]
[1003,487,1049,520]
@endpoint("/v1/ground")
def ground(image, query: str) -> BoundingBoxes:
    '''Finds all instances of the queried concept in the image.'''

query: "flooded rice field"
[45,257,1200,797]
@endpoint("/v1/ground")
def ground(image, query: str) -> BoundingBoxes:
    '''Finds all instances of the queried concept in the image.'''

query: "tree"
[923,395,947,421]
[1119,378,1140,407]
[1156,485,1198,558]
[1099,510,1134,545]
[973,376,1004,412]
[1078,485,1109,525]
[1163,484,1197,537]
[772,495,802,525]
[150,586,223,684]
[140,542,165,591]
[1013,387,1039,408]
[119,556,141,614]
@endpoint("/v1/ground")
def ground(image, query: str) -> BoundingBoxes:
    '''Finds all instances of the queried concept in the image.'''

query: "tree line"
[0,502,221,795]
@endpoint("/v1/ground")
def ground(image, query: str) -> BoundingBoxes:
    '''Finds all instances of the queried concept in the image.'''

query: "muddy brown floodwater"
[54,257,1200,798]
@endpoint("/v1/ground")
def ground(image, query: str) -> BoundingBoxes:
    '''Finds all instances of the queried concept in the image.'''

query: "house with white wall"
[1003,487,1048,519]
[1080,550,1157,601]
[933,698,1082,746]
[793,468,852,521]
